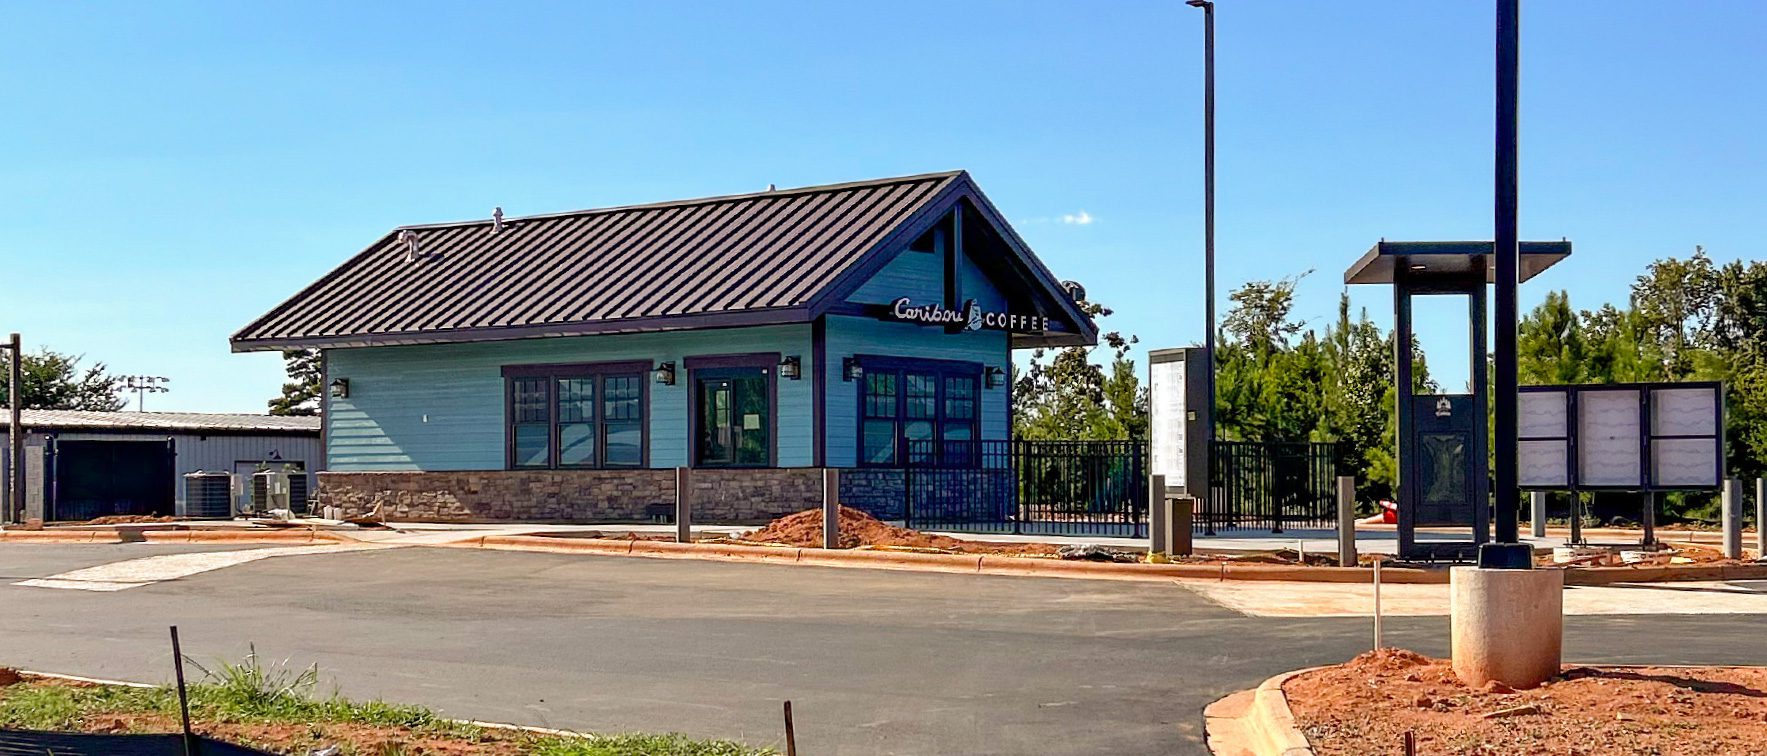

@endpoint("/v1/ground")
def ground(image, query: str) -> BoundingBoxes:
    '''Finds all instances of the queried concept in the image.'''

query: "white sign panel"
[1649,386,1721,487]
[1518,383,1723,491]
[1578,389,1642,487]
[1149,358,1187,489]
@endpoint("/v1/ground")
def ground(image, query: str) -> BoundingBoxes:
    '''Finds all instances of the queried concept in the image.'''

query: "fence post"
[1721,478,1743,559]
[1336,475,1357,568]
[1529,491,1547,539]
[1149,474,1168,555]
[822,468,840,550]
[675,466,693,544]
[1756,478,1765,559]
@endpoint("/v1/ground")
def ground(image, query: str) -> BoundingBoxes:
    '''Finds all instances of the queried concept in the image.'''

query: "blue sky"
[2,1,1761,412]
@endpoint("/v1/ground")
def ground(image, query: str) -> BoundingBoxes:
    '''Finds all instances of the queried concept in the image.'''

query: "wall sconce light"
[779,355,802,380]
[985,366,1007,389]
[842,357,864,382]
[653,361,677,385]
[328,378,350,399]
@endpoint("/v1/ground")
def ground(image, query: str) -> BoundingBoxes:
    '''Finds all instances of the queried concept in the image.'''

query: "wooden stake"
[170,626,194,756]
[783,700,797,756]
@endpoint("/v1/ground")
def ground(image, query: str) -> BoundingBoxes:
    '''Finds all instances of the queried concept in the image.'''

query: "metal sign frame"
[1518,381,1725,492]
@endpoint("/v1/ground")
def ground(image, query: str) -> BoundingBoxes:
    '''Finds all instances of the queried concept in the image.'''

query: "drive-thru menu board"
[1518,382,1723,491]
[1149,347,1209,494]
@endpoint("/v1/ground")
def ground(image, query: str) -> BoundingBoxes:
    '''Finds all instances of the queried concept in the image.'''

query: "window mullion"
[549,376,561,469]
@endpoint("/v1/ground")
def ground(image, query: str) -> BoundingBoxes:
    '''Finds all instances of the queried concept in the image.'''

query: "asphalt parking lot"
[1,543,1763,755]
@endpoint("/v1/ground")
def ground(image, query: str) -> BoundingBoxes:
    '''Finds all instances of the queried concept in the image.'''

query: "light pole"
[121,375,171,412]
[1187,0,1217,463]
[1489,0,1522,555]
[5,333,21,524]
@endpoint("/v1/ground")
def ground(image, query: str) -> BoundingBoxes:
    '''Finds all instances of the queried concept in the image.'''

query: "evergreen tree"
[0,349,124,411]
[267,348,323,416]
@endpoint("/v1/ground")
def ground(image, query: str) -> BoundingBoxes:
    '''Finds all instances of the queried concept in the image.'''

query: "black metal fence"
[1200,441,1345,533]
[902,440,1147,537]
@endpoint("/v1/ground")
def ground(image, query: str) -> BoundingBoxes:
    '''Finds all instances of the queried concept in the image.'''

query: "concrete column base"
[1450,566,1563,689]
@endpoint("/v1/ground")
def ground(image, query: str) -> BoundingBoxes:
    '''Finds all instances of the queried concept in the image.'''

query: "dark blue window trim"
[854,354,982,468]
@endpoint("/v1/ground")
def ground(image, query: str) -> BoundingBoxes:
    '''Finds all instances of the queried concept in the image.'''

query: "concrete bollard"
[1336,476,1357,567]
[1451,566,1563,689]
[1722,478,1743,559]
[1530,491,1547,539]
[822,468,840,549]
[1149,474,1169,555]
[675,466,693,544]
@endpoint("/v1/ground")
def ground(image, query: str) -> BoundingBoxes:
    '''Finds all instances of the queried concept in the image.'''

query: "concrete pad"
[1179,577,1767,618]
[12,543,394,591]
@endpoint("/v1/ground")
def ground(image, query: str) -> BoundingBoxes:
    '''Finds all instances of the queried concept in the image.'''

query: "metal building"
[0,411,321,521]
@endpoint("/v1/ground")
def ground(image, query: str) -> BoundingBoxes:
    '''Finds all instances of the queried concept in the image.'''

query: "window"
[857,359,982,468]
[504,363,647,469]
[694,366,772,467]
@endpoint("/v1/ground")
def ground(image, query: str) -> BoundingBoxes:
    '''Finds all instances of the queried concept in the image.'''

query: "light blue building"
[232,171,1096,522]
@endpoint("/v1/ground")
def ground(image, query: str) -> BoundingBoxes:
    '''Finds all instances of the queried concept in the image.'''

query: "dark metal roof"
[231,171,1094,351]
[1343,240,1573,285]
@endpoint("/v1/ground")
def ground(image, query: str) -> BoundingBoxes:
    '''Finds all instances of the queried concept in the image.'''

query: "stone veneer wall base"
[317,469,838,524]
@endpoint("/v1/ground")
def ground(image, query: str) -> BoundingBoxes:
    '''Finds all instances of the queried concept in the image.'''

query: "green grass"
[0,649,772,756]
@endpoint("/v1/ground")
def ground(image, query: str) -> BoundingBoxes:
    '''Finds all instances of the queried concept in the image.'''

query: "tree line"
[1013,248,1764,522]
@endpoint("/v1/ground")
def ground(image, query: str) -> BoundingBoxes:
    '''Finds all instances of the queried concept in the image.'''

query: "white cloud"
[1058,210,1095,226]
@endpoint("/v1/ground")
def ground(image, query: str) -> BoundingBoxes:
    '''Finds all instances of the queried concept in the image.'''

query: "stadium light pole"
[1187,0,1217,457]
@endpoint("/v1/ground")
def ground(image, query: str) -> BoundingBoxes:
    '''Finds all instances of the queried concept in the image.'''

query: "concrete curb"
[1204,668,1317,756]
[0,529,353,545]
[446,534,1767,585]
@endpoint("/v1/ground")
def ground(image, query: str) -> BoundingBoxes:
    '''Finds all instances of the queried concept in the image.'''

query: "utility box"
[181,471,233,519]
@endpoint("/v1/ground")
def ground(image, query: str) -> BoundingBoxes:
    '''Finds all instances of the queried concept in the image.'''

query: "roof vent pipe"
[766,184,776,192]
[491,207,505,234]
[398,229,420,262]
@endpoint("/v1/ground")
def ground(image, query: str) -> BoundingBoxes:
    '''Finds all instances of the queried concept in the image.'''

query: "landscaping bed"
[1285,649,1767,755]
[0,663,770,755]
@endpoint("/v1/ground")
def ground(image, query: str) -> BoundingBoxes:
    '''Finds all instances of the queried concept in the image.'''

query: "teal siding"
[959,252,1008,311]
[847,245,1007,312]
[821,315,1010,468]
[326,325,813,472]
[848,248,942,305]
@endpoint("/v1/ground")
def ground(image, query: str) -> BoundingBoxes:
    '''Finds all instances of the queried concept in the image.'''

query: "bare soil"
[1285,649,1767,755]
[740,506,1062,555]
[1540,542,1756,568]
[79,515,178,525]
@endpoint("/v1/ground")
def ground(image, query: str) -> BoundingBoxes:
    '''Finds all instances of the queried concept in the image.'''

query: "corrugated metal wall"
[2,431,322,519]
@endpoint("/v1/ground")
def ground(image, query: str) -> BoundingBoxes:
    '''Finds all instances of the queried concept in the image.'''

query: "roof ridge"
[394,170,966,232]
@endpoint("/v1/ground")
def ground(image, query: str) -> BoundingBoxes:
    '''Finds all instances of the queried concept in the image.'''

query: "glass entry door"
[695,368,770,467]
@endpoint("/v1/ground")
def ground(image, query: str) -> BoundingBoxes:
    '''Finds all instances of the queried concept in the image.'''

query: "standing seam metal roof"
[232,172,967,349]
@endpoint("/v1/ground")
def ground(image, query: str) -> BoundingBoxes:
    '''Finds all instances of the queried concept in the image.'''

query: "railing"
[902,439,1147,537]
[1200,441,1345,533]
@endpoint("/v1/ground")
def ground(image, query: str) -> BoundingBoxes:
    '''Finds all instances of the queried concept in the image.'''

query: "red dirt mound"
[0,668,21,687]
[1285,648,1767,755]
[82,515,177,525]
[743,507,1058,555]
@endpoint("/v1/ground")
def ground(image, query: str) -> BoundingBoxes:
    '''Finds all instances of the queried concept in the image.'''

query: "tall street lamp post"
[1187,0,1217,459]
[5,333,20,525]
[1490,0,1523,554]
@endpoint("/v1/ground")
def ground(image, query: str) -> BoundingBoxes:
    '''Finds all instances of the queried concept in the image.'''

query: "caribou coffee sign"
[882,297,1050,333]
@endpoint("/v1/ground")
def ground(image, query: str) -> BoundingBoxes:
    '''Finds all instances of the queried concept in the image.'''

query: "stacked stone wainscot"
[317,469,847,524]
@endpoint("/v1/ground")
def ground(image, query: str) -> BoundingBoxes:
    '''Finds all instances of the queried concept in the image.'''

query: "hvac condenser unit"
[181,471,233,519]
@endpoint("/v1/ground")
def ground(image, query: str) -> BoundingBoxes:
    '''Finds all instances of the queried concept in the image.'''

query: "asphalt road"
[1,544,1763,755]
